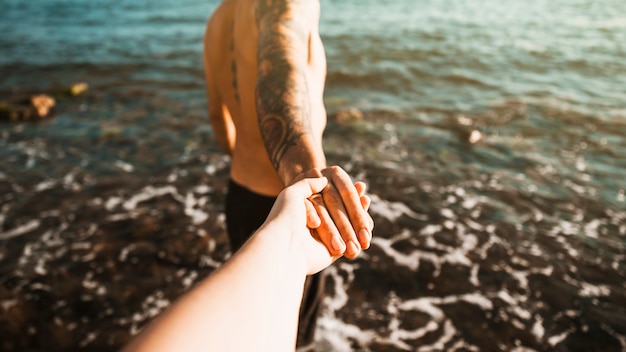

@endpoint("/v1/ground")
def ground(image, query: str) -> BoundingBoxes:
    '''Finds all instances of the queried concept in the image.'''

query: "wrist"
[254,221,309,278]
[283,166,326,187]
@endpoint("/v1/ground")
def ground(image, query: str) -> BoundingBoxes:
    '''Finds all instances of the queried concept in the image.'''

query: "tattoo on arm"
[256,0,312,172]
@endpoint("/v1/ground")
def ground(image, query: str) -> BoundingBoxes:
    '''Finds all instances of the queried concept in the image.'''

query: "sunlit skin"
[122,177,373,352]
[203,0,373,258]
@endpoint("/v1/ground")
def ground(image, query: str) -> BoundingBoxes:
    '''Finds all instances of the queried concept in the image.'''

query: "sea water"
[1,0,625,350]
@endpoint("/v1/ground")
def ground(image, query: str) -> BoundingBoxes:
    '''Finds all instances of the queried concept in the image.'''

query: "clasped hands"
[286,166,374,264]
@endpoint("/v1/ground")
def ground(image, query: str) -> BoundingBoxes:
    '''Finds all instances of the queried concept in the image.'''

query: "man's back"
[204,0,327,197]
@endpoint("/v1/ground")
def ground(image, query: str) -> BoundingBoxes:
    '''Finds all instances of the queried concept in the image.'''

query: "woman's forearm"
[123,220,308,352]
[123,177,346,352]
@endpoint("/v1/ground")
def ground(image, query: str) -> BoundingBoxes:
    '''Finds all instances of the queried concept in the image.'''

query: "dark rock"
[0,82,88,122]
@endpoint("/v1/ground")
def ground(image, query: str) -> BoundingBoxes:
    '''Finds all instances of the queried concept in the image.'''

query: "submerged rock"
[31,94,56,117]
[468,129,483,144]
[67,82,89,97]
[0,94,56,121]
[0,82,88,122]
[333,108,364,123]
[454,127,483,144]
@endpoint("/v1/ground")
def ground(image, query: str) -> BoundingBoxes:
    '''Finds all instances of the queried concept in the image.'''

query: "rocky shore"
[0,82,88,122]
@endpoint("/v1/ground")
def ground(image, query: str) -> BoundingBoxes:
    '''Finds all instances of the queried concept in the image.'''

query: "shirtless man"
[203,0,373,347]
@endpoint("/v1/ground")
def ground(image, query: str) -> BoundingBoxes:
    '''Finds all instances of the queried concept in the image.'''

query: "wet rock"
[0,94,55,121]
[67,82,89,97]
[333,108,364,123]
[468,129,483,144]
[0,82,88,122]
[452,114,484,144]
[454,127,483,144]
[31,95,56,117]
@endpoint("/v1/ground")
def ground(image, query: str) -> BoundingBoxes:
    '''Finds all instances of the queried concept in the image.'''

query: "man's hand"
[297,166,374,259]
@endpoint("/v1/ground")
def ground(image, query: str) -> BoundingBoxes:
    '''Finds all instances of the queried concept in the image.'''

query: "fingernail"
[359,229,370,242]
[349,240,360,254]
[331,236,344,252]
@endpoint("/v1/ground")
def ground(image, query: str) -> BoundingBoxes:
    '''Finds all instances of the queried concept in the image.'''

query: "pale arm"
[122,178,371,352]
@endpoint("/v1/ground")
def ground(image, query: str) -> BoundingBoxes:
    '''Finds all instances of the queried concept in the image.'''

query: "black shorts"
[225,179,325,348]
[225,179,277,252]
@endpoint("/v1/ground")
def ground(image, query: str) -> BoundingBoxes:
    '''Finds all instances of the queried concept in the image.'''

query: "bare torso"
[204,0,327,197]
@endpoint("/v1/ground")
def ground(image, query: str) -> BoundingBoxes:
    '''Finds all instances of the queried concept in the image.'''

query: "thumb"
[295,177,328,198]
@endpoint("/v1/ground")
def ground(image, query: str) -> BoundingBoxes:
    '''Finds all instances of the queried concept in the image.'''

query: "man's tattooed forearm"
[255,0,312,171]
[256,73,310,170]
[258,114,302,170]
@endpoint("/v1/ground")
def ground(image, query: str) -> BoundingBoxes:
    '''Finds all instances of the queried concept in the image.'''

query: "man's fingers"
[322,167,372,251]
[309,194,346,257]
[361,194,371,211]
[318,183,362,258]
[294,168,374,258]
[355,182,373,230]
[354,181,367,197]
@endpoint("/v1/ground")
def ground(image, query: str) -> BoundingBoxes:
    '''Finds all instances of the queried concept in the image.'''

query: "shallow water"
[1,0,625,351]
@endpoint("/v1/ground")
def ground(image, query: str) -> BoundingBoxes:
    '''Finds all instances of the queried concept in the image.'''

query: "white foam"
[323,264,353,312]
[82,271,98,290]
[418,320,456,351]
[369,194,428,222]
[579,283,611,297]
[194,184,211,194]
[420,224,442,236]
[184,192,209,225]
[470,264,480,286]
[372,234,435,272]
[106,213,133,222]
[317,264,378,351]
[167,170,178,183]
[316,316,378,352]
[35,179,57,191]
[0,205,7,230]
[113,160,133,172]
[105,186,210,224]
[444,249,472,266]
[399,297,444,320]
[1,299,18,311]
[0,219,41,240]
[531,316,545,340]
[548,328,575,347]
[462,197,479,210]
[79,332,98,348]
[602,324,626,350]
[461,293,493,311]
[198,255,222,269]
[34,258,47,275]
[105,197,123,211]
[392,321,440,350]
[122,186,184,210]
[122,290,171,336]
[440,208,455,219]
[583,219,603,239]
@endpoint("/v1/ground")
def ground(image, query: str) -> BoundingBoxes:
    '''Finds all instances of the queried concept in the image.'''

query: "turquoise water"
[323,0,626,114]
[1,0,625,350]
